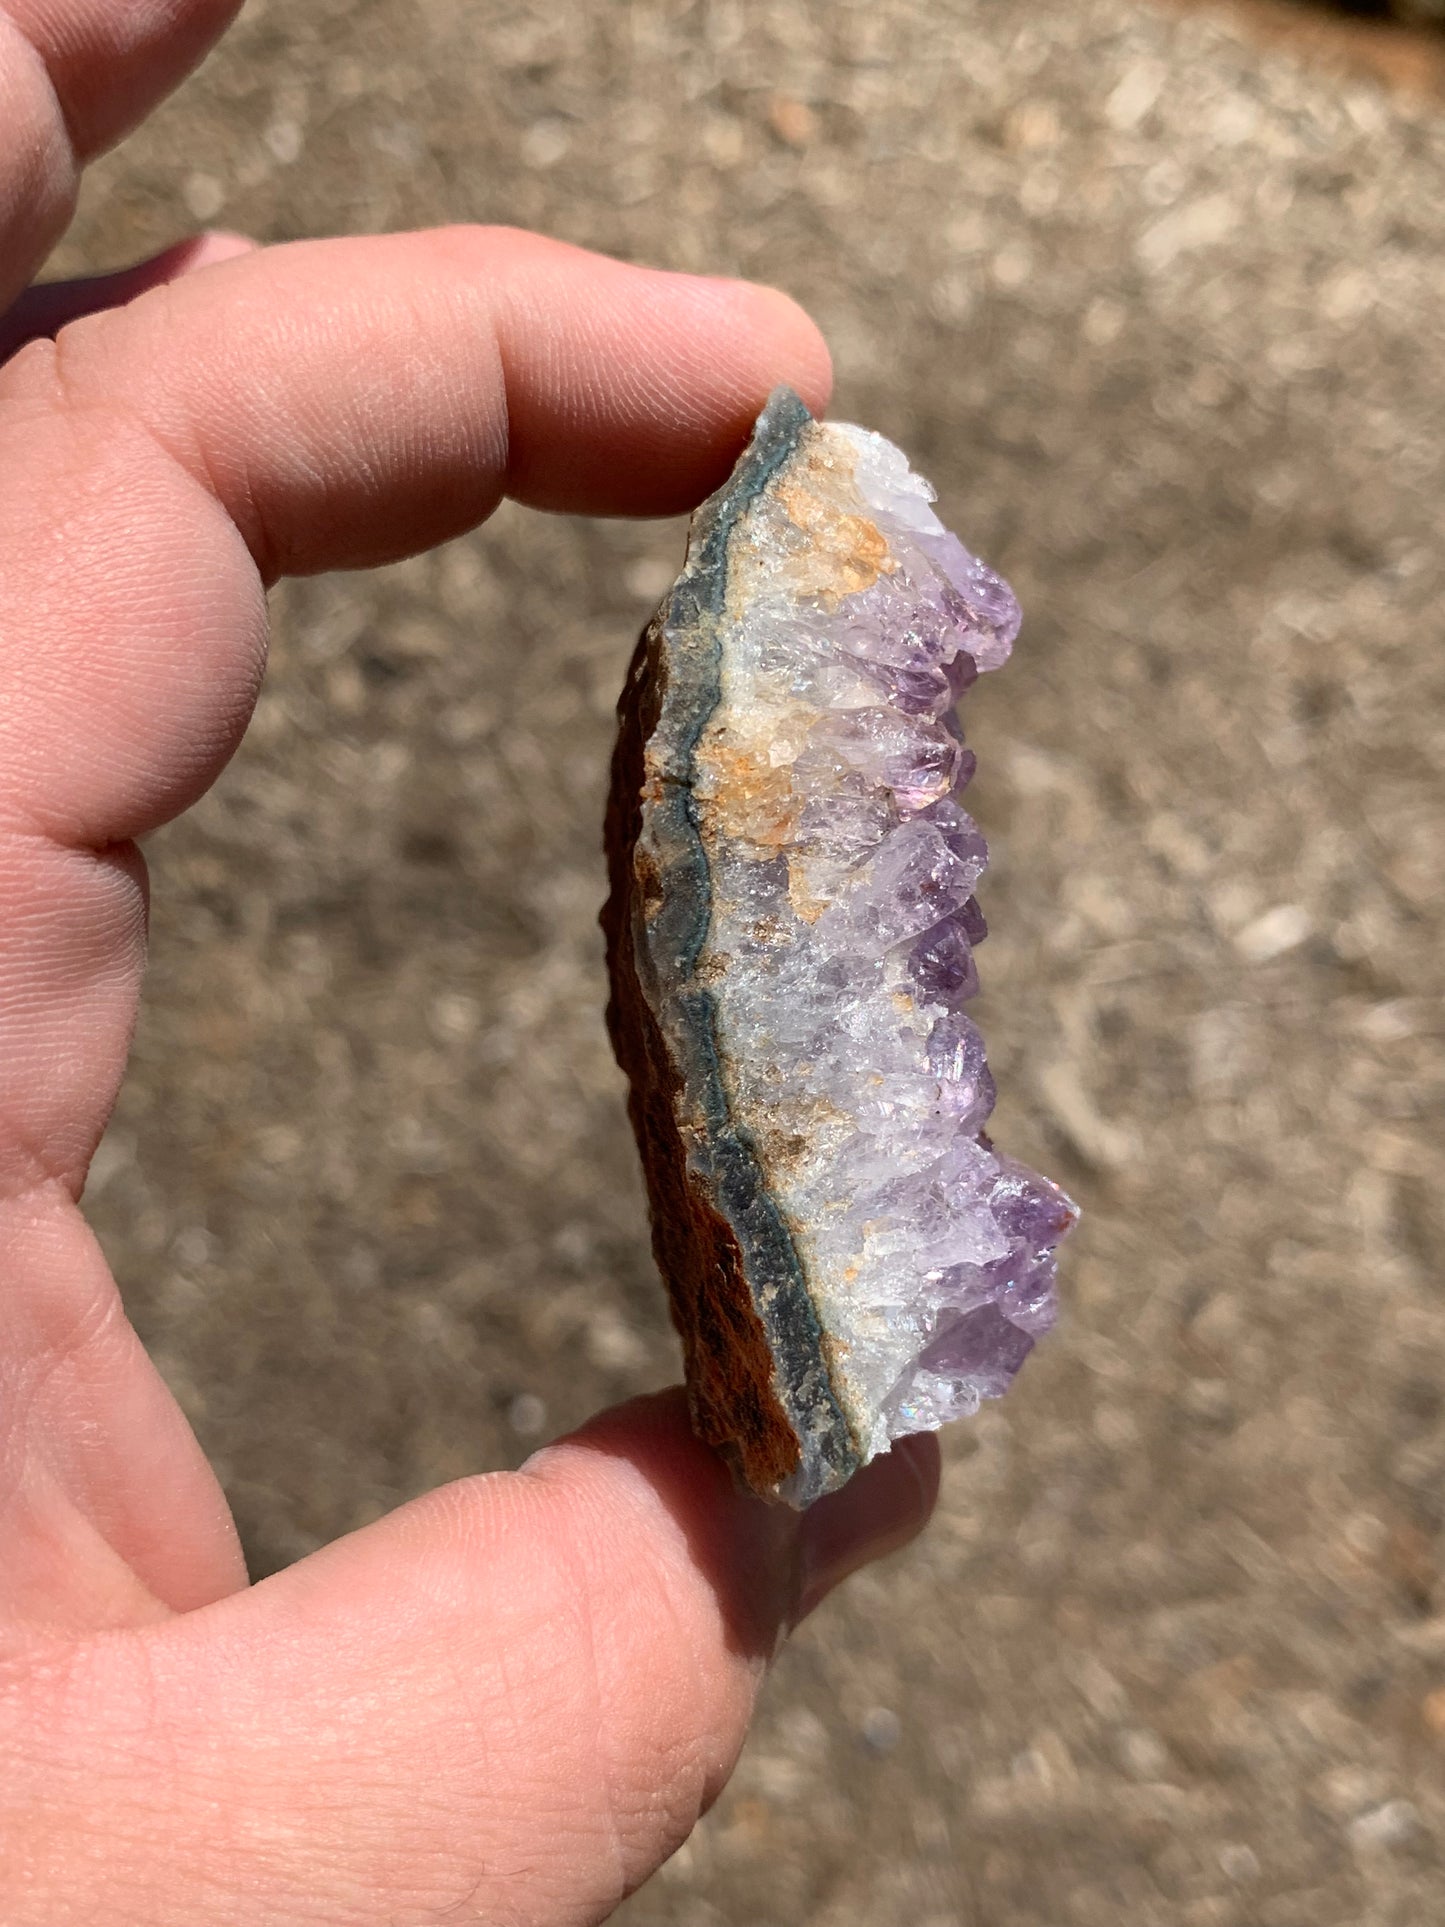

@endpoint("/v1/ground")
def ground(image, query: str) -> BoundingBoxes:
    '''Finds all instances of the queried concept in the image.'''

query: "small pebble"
[182,171,226,220]
[508,1393,548,1439]
[1117,1727,1171,1779]
[860,1706,902,1754]
[1234,903,1312,965]
[1219,1843,1261,1882]
[1347,1800,1420,1851]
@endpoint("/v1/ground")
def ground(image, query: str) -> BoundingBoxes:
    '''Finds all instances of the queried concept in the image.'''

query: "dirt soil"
[60,1,1445,1922]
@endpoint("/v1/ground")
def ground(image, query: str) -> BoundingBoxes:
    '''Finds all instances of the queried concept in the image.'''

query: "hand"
[0,5,939,1922]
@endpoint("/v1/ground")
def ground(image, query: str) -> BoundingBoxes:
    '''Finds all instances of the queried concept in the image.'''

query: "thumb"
[32,1391,937,1927]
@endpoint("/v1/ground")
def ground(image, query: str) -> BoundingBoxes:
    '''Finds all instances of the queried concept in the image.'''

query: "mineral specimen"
[603,388,1077,1507]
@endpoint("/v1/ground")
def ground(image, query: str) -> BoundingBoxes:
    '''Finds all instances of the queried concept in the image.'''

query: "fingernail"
[793,1435,938,1624]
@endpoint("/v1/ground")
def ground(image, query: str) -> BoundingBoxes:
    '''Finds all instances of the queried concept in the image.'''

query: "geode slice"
[603,388,1077,1507]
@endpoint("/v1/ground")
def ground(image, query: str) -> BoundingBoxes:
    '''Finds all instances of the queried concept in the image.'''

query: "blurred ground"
[57,1,1445,1922]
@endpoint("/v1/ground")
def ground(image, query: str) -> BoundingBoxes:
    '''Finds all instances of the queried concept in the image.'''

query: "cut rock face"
[603,388,1077,1506]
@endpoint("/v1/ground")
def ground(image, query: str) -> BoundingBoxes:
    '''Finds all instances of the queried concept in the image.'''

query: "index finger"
[0,226,832,846]
[0,223,829,1188]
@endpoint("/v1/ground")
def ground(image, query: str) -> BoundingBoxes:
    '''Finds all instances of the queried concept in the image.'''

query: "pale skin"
[0,4,941,1922]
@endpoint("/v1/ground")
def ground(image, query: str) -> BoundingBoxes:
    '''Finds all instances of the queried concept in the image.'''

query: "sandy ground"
[55,1,1445,1921]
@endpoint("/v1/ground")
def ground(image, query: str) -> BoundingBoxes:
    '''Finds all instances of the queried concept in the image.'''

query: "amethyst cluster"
[603,389,1077,1505]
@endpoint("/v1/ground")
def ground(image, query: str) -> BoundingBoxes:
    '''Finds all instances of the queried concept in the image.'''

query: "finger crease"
[43,315,277,581]
[546,1511,632,1913]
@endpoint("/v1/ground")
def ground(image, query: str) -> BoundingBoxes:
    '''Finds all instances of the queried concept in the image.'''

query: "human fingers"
[1,225,833,599]
[0,224,831,1174]
[0,229,254,364]
[0,226,829,1628]
[14,1395,937,1926]
[0,0,243,309]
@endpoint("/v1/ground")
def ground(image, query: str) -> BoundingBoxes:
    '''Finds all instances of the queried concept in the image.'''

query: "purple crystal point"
[814,708,965,813]
[927,1012,997,1128]
[908,913,982,1007]
[603,387,1077,1504]
[923,1304,1035,1395]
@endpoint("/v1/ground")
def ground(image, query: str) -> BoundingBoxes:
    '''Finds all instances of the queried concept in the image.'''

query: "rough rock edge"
[602,388,862,1508]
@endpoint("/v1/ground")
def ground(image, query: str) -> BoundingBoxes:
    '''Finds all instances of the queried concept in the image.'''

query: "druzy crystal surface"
[603,389,1077,1506]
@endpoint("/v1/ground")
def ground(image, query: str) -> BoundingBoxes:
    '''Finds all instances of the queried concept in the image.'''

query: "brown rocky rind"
[602,622,802,1496]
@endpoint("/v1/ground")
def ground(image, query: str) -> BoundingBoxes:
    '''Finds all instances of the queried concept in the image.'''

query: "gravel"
[58,2,1445,1921]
